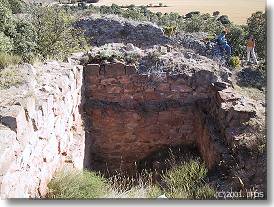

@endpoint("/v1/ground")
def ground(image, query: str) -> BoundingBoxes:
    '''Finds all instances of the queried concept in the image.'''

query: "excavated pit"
[136,144,201,173]
[81,62,226,176]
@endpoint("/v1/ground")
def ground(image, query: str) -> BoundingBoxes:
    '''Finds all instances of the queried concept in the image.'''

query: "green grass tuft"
[162,159,215,199]
[46,159,215,199]
[0,66,24,90]
[0,53,21,69]
[47,170,108,199]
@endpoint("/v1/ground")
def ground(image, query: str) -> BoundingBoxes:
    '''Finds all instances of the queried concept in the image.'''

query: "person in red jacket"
[246,34,258,65]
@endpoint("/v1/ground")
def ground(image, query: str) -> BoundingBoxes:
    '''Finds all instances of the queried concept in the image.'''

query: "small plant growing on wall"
[91,49,124,63]
[229,56,241,68]
[109,51,124,62]
[147,50,162,62]
[163,25,177,37]
[125,51,141,65]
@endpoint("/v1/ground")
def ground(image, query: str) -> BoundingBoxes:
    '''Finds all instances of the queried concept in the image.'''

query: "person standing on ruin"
[246,34,258,65]
[217,29,232,57]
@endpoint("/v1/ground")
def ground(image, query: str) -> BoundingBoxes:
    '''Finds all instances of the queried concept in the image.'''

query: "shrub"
[182,15,204,32]
[227,25,248,58]
[162,159,215,199]
[185,11,200,19]
[109,3,122,15]
[0,32,13,53]
[0,1,36,61]
[163,25,177,37]
[12,20,37,62]
[0,64,23,89]
[7,0,25,14]
[125,51,141,64]
[229,56,241,68]
[213,11,220,17]
[47,170,108,199]
[217,15,231,25]
[122,7,147,21]
[158,12,180,28]
[147,50,162,62]
[247,11,266,59]
[32,6,88,60]
[98,49,123,62]
[0,52,21,68]
[0,1,13,31]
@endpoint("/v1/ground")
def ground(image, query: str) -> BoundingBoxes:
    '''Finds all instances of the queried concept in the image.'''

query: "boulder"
[75,15,171,48]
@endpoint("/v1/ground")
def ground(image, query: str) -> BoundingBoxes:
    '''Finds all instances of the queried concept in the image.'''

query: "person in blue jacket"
[217,30,231,57]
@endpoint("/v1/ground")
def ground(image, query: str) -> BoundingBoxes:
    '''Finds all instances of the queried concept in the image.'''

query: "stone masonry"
[0,60,85,198]
[0,52,261,198]
[83,61,256,175]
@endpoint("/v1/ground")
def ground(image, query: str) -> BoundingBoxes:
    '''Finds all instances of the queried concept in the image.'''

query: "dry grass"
[0,53,21,69]
[234,84,265,102]
[47,158,215,199]
[47,169,163,199]
[104,183,162,199]
[0,66,24,90]
[103,171,163,199]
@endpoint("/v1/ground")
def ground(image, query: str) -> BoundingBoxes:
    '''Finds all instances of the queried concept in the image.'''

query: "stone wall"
[0,61,85,198]
[83,62,234,174]
[0,54,260,198]
[83,61,257,175]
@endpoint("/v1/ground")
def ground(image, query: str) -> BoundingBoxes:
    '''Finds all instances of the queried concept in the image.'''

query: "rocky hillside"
[76,15,172,48]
